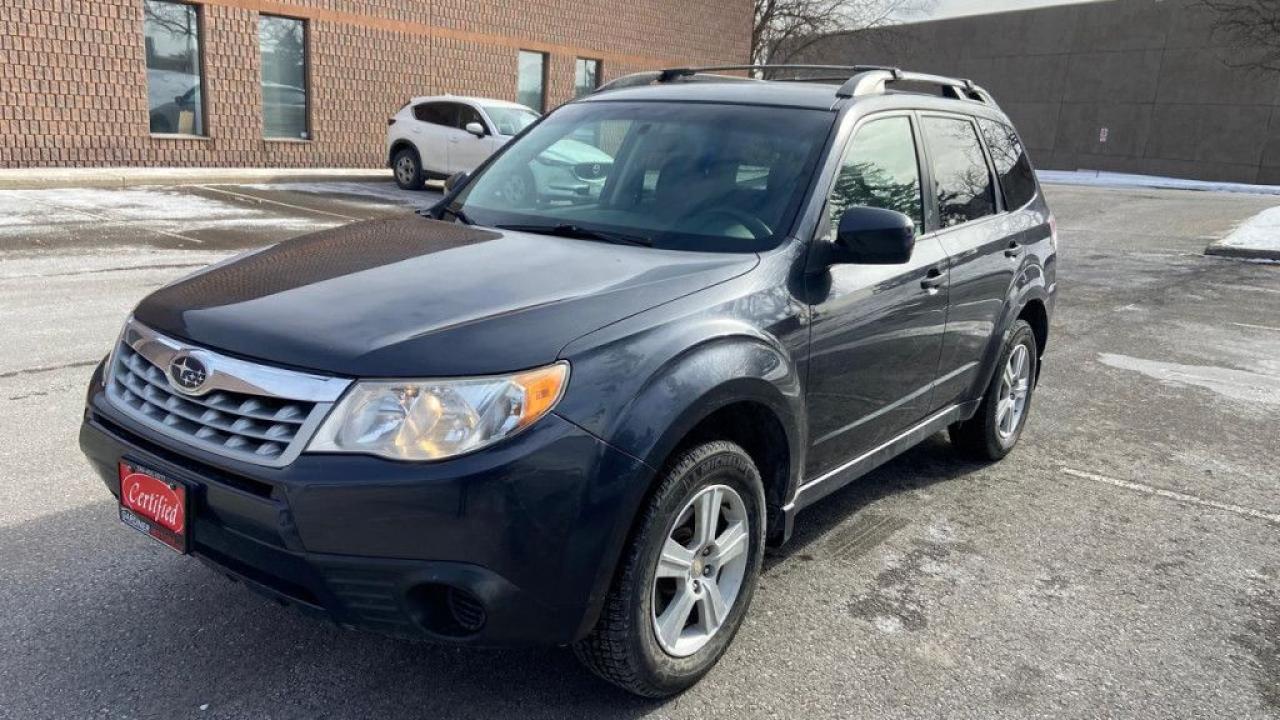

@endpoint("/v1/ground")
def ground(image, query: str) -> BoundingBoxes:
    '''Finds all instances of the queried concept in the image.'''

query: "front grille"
[109,343,315,462]
[99,315,356,468]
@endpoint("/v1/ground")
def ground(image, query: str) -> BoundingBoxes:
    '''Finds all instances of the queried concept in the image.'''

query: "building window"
[259,15,309,139]
[574,58,601,98]
[517,50,547,112]
[144,0,205,135]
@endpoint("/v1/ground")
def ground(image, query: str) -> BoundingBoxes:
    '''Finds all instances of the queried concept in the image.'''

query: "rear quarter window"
[979,119,1038,210]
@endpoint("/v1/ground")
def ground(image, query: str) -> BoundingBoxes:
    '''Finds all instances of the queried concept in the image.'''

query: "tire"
[949,319,1038,461]
[392,146,425,191]
[573,440,765,698]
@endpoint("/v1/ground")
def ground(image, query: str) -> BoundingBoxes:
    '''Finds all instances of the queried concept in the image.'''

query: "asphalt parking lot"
[1,181,1277,719]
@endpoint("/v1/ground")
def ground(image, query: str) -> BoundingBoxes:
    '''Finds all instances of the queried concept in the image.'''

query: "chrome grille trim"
[104,318,351,467]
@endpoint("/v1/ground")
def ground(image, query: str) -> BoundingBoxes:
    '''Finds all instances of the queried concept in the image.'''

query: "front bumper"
[80,363,651,646]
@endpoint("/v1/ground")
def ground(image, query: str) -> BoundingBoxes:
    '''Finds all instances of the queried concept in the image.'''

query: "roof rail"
[593,64,996,106]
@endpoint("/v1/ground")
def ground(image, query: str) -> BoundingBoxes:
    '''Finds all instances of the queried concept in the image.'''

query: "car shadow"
[4,434,988,717]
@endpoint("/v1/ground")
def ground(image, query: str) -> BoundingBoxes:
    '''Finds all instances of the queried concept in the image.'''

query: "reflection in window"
[517,50,547,112]
[979,119,1038,210]
[484,106,539,136]
[922,116,996,227]
[259,15,308,139]
[574,58,601,98]
[827,117,924,234]
[144,0,204,135]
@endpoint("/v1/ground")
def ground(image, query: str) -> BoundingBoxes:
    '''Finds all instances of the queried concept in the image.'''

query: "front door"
[447,104,498,173]
[804,114,950,479]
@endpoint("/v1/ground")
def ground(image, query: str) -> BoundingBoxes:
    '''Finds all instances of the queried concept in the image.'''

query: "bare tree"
[753,0,934,67]
[1195,0,1280,72]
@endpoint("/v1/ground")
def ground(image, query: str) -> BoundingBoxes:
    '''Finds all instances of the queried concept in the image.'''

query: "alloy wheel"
[651,484,750,657]
[395,154,416,185]
[996,343,1031,439]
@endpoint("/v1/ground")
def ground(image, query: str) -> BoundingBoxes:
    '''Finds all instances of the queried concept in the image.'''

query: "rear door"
[804,113,950,478]
[918,113,1015,411]
[411,101,457,174]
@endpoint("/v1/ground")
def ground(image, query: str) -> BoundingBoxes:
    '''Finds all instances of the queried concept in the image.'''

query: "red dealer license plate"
[118,461,189,553]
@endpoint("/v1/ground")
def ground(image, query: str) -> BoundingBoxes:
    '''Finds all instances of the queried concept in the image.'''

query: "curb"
[1204,243,1280,262]
[0,168,392,190]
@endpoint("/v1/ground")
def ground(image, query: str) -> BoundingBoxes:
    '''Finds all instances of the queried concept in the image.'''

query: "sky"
[908,0,1108,21]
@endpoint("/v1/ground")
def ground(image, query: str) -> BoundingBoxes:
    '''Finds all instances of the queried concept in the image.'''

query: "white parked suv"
[386,95,539,190]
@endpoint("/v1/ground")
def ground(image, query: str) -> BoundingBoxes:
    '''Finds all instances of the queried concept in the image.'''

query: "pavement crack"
[0,359,99,380]
[1,262,208,280]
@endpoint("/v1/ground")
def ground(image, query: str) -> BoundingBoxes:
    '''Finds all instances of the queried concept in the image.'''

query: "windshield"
[453,101,836,252]
[483,105,540,136]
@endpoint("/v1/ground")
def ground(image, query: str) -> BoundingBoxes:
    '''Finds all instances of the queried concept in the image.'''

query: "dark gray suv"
[80,64,1056,698]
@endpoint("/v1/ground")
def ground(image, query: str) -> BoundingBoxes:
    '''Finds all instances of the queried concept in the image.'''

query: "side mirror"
[830,206,916,265]
[464,121,486,138]
[444,171,468,194]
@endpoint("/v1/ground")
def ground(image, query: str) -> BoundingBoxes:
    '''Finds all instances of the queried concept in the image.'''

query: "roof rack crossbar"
[594,64,995,106]
[836,68,992,104]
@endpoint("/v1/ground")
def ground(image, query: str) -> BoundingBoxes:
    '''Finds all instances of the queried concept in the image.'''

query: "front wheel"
[573,440,765,698]
[949,319,1038,460]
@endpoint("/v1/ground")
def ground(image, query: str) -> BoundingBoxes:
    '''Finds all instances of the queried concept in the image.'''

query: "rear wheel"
[392,146,425,190]
[573,440,764,698]
[949,319,1038,460]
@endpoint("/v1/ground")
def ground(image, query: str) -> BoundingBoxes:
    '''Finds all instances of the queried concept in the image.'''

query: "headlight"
[307,362,569,461]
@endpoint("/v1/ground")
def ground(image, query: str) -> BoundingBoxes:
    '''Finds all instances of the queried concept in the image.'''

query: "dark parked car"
[80,65,1056,697]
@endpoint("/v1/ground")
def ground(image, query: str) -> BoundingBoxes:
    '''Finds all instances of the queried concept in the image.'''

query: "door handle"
[1004,241,1022,258]
[921,268,946,291]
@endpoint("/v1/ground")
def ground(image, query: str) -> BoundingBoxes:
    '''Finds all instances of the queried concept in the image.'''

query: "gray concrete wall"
[791,0,1280,184]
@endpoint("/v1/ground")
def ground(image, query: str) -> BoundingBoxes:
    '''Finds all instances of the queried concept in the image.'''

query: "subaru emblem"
[168,354,209,394]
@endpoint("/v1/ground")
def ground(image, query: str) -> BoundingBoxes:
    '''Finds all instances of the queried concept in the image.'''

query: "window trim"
[517,49,549,113]
[917,110,1002,233]
[258,13,311,141]
[143,0,209,138]
[815,109,929,241]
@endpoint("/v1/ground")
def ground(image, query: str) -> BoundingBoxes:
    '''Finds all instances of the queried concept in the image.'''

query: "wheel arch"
[567,333,806,639]
[388,139,419,167]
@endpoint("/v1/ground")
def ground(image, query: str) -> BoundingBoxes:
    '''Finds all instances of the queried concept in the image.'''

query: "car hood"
[133,216,757,377]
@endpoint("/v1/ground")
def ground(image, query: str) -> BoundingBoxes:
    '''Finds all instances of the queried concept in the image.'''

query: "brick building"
[0,0,750,169]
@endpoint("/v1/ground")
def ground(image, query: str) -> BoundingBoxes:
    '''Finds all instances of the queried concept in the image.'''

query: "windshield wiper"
[496,223,652,247]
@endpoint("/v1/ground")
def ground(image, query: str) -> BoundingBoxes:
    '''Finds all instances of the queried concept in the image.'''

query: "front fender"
[553,274,809,637]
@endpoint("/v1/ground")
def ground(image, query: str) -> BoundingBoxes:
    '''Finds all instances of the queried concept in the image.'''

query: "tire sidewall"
[629,444,765,694]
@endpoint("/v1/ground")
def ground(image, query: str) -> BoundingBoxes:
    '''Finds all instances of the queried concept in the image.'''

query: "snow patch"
[1038,170,1280,196]
[1216,206,1280,253]
[1097,353,1280,405]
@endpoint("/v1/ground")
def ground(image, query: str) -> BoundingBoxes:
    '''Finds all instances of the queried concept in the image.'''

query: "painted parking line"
[1232,322,1280,333]
[1061,467,1280,525]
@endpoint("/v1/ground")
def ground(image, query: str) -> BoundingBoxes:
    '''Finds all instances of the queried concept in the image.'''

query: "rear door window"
[826,116,924,234]
[979,119,1038,210]
[413,102,456,127]
[921,116,996,228]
